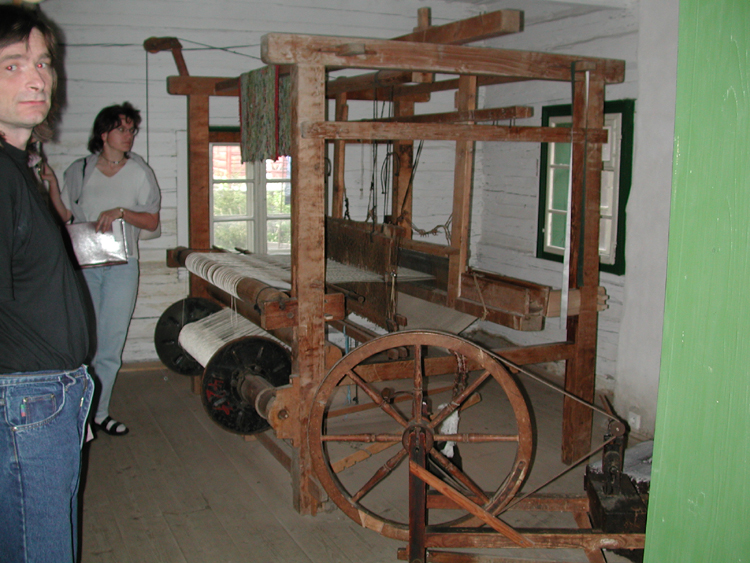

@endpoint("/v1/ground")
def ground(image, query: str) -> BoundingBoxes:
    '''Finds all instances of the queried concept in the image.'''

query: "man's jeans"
[0,366,94,563]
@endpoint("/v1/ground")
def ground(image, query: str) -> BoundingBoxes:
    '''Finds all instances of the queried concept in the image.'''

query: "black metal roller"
[201,336,292,435]
[154,297,223,375]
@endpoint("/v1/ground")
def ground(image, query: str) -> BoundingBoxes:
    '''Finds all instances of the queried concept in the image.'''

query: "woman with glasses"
[47,101,161,437]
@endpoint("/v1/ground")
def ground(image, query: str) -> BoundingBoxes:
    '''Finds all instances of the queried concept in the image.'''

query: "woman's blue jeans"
[82,257,139,422]
[0,366,94,563]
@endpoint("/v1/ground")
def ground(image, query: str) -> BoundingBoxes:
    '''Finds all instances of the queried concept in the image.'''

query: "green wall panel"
[645,1,750,561]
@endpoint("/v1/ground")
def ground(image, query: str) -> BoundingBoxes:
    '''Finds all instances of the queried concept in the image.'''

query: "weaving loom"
[149,9,645,563]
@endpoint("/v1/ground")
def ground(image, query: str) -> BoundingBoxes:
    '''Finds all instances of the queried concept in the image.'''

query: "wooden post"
[187,95,211,299]
[331,93,348,219]
[290,64,327,515]
[447,75,477,306]
[562,70,605,463]
[391,99,415,236]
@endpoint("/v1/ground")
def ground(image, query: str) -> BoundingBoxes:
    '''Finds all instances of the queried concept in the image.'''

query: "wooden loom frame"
[152,8,625,518]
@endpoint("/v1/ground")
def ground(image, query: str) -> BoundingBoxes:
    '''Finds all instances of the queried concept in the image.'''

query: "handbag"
[66,218,129,268]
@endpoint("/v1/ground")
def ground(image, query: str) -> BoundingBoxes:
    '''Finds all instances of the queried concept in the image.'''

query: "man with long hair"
[0,6,94,562]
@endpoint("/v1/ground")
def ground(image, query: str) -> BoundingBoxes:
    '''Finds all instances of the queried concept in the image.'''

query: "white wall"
[37,0,479,362]
[614,0,678,436]
[468,0,677,437]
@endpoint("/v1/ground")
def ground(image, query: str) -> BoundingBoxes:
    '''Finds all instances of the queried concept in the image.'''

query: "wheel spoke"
[430,447,489,504]
[345,369,409,427]
[412,344,424,423]
[434,433,520,443]
[429,369,492,430]
[351,447,408,503]
[321,433,402,443]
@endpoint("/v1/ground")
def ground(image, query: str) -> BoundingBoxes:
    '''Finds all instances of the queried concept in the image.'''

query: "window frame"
[209,132,292,254]
[536,99,634,276]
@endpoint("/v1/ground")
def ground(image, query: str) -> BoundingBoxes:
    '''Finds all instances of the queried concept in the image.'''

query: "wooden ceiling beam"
[262,33,626,84]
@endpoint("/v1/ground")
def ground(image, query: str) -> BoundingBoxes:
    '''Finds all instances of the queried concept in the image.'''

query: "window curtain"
[240,65,291,163]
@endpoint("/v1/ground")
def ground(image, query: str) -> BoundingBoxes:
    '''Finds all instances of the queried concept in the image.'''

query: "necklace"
[101,155,126,166]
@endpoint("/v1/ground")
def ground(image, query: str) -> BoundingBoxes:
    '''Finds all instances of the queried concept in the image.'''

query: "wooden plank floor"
[79,362,634,563]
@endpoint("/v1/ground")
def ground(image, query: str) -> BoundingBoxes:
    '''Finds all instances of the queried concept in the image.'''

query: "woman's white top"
[62,152,161,259]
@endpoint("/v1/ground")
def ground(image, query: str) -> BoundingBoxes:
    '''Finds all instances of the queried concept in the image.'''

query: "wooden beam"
[562,72,606,464]
[331,94,348,219]
[301,122,608,144]
[396,9,523,45]
[375,106,533,124]
[386,74,528,99]
[262,33,626,84]
[144,37,189,76]
[167,76,239,97]
[447,75,477,306]
[391,98,415,238]
[289,64,327,516]
[398,283,545,332]
[325,9,524,96]
[187,95,211,299]
[460,270,549,317]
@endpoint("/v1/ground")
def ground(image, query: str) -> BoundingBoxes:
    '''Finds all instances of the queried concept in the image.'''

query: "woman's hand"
[40,163,58,188]
[43,164,73,223]
[96,207,124,233]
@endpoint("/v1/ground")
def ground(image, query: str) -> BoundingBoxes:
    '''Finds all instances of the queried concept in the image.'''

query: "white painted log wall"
[471,3,639,391]
[38,0,479,363]
[472,0,679,439]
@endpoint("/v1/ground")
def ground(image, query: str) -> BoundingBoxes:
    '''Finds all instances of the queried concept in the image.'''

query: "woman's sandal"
[96,416,129,436]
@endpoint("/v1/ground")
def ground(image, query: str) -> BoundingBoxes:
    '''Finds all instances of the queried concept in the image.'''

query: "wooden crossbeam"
[167,76,239,96]
[395,9,523,45]
[262,33,625,84]
[327,9,523,96]
[301,122,608,144]
[374,106,533,124]
[336,74,527,100]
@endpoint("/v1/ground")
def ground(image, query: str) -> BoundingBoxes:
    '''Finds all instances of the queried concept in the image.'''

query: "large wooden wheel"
[308,330,533,542]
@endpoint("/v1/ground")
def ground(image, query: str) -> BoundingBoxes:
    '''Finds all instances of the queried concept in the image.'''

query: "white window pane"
[266,155,291,180]
[547,212,567,252]
[599,216,613,257]
[600,170,615,215]
[550,168,570,210]
[602,125,613,162]
[214,220,253,252]
[213,183,250,217]
[266,219,291,254]
[267,182,291,215]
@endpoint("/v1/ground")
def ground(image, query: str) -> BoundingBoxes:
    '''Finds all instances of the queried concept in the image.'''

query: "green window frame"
[537,99,634,275]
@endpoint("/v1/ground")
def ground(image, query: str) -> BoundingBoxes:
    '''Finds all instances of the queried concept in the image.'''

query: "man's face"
[0,28,53,149]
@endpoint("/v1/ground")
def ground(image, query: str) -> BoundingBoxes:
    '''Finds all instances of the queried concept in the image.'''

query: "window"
[210,143,291,254]
[537,99,634,275]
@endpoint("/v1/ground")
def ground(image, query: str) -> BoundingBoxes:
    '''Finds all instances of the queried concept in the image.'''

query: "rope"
[471,272,489,321]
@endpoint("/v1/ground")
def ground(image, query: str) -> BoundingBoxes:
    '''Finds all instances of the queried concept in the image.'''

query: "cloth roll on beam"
[178,307,289,368]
